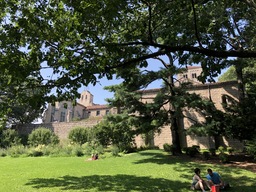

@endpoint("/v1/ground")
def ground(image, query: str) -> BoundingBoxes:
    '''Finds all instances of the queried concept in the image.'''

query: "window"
[96,111,100,116]
[106,110,109,115]
[60,112,66,122]
[183,74,188,79]
[192,73,197,78]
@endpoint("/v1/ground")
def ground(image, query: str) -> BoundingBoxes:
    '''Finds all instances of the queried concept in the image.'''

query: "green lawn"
[0,150,255,192]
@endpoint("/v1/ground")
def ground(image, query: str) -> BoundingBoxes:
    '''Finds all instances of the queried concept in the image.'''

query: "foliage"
[110,145,120,157]
[28,127,59,147]
[183,145,200,157]
[224,96,256,141]
[209,148,216,156]
[245,139,256,159]
[7,145,29,157]
[163,143,172,152]
[0,128,21,148]
[227,147,234,155]
[2,0,256,152]
[219,152,229,163]
[68,127,90,145]
[163,143,176,155]
[1,0,256,110]
[94,114,136,152]
[218,66,237,82]
[218,146,226,153]
[202,151,210,160]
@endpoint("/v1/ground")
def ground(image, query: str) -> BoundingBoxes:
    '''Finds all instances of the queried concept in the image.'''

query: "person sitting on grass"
[206,168,230,190]
[191,168,211,192]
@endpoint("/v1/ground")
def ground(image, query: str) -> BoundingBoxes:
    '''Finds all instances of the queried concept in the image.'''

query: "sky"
[77,58,165,105]
[41,55,226,106]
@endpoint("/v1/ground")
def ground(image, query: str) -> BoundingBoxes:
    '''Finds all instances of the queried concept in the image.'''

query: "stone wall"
[16,119,100,140]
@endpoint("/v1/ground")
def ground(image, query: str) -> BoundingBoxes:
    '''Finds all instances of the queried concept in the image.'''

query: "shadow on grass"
[133,150,182,165]
[26,174,189,191]
[133,150,256,192]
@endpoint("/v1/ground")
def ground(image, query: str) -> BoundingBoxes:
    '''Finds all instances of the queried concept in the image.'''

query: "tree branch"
[191,0,203,48]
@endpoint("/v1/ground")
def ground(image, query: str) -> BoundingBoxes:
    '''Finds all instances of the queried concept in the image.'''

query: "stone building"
[40,66,241,149]
[43,90,117,123]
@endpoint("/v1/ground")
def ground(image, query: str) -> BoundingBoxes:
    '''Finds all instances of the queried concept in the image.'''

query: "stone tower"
[79,90,94,106]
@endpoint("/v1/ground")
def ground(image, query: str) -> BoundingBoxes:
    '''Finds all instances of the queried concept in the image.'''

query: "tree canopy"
[1,0,256,99]
[2,0,256,130]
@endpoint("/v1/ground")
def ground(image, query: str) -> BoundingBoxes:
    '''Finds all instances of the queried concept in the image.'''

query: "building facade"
[43,91,117,123]
[40,66,241,149]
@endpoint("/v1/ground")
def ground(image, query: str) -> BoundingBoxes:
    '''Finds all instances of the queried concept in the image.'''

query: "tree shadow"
[132,150,182,165]
[132,151,256,191]
[173,160,256,191]
[25,174,189,191]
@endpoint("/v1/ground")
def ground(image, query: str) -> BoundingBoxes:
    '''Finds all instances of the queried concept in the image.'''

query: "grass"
[0,149,255,192]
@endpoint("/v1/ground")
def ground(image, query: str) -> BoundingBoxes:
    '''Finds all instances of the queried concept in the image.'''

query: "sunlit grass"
[0,150,255,192]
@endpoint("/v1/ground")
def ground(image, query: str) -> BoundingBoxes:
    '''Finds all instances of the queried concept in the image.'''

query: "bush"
[219,152,229,163]
[68,127,89,145]
[163,143,172,152]
[94,115,135,152]
[227,147,234,154]
[218,146,226,153]
[0,148,7,157]
[71,145,84,157]
[209,148,216,156]
[245,139,256,159]
[183,145,200,157]
[0,129,21,148]
[7,145,28,157]
[163,143,176,155]
[202,151,210,160]
[28,145,46,157]
[111,145,120,156]
[28,127,59,147]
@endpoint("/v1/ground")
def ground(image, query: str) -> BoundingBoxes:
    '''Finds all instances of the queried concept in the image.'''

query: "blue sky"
[78,57,165,105]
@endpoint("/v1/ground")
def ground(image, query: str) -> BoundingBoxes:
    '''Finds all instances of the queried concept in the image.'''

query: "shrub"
[163,143,176,155]
[245,139,256,159]
[227,147,234,155]
[7,145,28,157]
[68,127,89,145]
[28,127,59,147]
[94,115,135,152]
[163,143,172,152]
[28,144,45,157]
[209,148,216,156]
[111,145,120,156]
[183,145,200,157]
[71,145,84,157]
[0,148,7,157]
[0,129,21,148]
[218,146,226,153]
[219,152,229,163]
[202,151,210,160]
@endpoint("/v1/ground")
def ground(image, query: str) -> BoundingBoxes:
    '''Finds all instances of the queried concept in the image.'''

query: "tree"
[0,76,47,125]
[218,66,237,82]
[104,53,216,153]
[1,1,256,102]
[2,1,256,147]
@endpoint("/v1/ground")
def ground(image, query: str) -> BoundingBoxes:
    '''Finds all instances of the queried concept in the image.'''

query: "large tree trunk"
[167,53,182,154]
[170,114,182,154]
